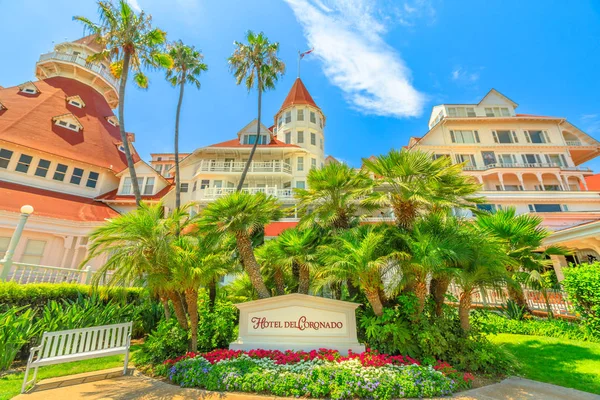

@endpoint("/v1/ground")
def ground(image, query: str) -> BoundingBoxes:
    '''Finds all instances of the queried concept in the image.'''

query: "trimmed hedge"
[0,282,146,309]
[562,264,600,335]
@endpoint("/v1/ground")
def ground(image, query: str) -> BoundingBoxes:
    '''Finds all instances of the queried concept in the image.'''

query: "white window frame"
[297,109,304,121]
[310,132,316,146]
[55,119,80,132]
[297,131,304,143]
[21,239,46,265]
[143,177,155,195]
[297,156,304,171]
[450,130,480,144]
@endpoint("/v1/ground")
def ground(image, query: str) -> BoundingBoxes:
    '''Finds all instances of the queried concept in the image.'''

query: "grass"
[490,333,600,395]
[0,344,141,400]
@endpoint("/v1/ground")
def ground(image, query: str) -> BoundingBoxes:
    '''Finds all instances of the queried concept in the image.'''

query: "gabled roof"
[278,78,320,112]
[478,89,518,108]
[0,77,139,171]
[0,180,119,222]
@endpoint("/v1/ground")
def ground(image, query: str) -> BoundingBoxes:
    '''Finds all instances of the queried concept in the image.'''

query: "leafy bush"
[133,299,164,338]
[500,299,526,320]
[359,294,513,375]
[164,350,461,399]
[0,282,145,310]
[0,307,39,371]
[562,264,600,335]
[475,310,599,342]
[135,319,189,366]
[196,293,238,352]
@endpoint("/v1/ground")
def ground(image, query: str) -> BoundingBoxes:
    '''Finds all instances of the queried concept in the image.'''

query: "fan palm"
[75,0,172,205]
[228,31,285,190]
[199,192,283,298]
[476,207,569,311]
[271,228,320,294]
[295,162,376,230]
[82,203,192,329]
[166,41,208,209]
[362,149,482,229]
[255,240,288,296]
[453,224,513,330]
[318,225,402,316]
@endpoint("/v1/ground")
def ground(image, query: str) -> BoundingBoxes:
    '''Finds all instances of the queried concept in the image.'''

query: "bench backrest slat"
[38,322,132,360]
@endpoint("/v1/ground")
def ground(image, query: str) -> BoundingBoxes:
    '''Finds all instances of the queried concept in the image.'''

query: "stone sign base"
[229,293,366,356]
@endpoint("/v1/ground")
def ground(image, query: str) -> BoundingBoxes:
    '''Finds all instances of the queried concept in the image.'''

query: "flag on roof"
[300,48,314,58]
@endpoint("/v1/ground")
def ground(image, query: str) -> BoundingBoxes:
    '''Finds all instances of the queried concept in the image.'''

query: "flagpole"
[297,50,301,78]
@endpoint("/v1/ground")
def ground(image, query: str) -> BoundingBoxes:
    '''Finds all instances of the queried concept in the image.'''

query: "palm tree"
[172,233,232,351]
[295,162,376,230]
[318,225,402,316]
[476,207,569,311]
[255,240,287,296]
[82,203,192,329]
[454,224,512,330]
[75,0,172,205]
[228,31,285,190]
[271,228,320,294]
[362,149,482,229]
[166,41,208,209]
[199,192,283,298]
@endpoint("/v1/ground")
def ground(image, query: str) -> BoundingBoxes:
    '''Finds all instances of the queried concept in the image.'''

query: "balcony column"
[535,173,545,191]
[581,175,589,191]
[497,173,505,191]
[516,173,525,190]
[550,255,567,282]
[561,175,571,191]
[554,173,566,191]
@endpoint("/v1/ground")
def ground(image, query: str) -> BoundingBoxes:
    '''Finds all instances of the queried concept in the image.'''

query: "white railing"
[38,52,118,89]
[1,262,123,286]
[565,140,583,146]
[197,186,295,200]
[447,283,573,316]
[464,163,591,172]
[196,160,292,175]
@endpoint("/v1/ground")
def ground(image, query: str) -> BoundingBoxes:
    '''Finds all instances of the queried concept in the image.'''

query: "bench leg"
[21,364,30,394]
[32,366,39,386]
[123,348,130,375]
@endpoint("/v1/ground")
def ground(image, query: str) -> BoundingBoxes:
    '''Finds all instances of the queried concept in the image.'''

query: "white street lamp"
[0,205,34,281]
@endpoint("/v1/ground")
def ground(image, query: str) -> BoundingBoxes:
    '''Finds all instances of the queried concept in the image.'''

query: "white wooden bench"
[21,322,132,393]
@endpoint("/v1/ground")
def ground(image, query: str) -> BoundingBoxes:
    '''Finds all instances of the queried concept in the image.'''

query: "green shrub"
[475,310,599,342]
[0,307,39,371]
[359,294,513,375]
[196,293,238,352]
[562,264,600,335]
[135,319,189,366]
[0,282,146,310]
[133,300,164,338]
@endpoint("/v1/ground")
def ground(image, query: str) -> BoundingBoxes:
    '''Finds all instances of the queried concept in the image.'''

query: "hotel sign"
[229,294,365,355]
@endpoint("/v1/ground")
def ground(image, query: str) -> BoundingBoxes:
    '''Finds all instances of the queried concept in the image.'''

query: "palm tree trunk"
[347,280,360,299]
[365,288,384,316]
[118,50,142,206]
[184,288,198,352]
[430,277,451,317]
[235,232,270,298]
[174,78,185,210]
[160,295,171,321]
[459,289,473,331]
[391,198,418,230]
[298,263,310,294]
[415,280,428,313]
[167,291,188,329]
[208,277,217,310]
[507,284,531,313]
[274,268,285,296]
[236,76,262,191]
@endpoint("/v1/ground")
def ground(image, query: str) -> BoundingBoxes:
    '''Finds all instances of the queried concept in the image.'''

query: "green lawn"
[0,344,141,400]
[490,334,600,395]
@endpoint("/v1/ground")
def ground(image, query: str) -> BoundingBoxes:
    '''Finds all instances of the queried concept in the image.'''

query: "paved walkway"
[13,367,600,400]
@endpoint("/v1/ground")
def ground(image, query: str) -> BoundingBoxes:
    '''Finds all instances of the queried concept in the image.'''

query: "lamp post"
[0,205,34,281]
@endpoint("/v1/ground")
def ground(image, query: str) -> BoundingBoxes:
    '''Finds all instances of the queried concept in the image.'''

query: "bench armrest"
[27,345,43,363]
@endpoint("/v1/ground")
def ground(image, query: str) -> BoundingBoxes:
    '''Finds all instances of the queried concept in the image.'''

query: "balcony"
[37,51,118,89]
[195,160,292,175]
[566,140,583,146]
[196,186,295,201]
[464,163,591,172]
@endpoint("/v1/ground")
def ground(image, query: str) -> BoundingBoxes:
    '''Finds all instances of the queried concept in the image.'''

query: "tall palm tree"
[476,207,569,311]
[271,228,320,294]
[362,149,482,229]
[199,192,283,299]
[228,31,285,190]
[454,224,512,330]
[172,233,232,351]
[295,162,376,230]
[318,225,402,316]
[75,0,172,205]
[82,203,192,329]
[256,240,288,296]
[166,41,208,209]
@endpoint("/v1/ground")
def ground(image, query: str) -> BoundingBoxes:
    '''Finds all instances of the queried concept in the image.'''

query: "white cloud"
[451,66,481,83]
[128,0,142,12]
[581,114,600,134]
[284,0,426,118]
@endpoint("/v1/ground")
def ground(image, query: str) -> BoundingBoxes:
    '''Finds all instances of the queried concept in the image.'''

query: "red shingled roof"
[0,77,138,171]
[279,78,319,111]
[208,138,300,148]
[96,184,173,202]
[0,180,119,221]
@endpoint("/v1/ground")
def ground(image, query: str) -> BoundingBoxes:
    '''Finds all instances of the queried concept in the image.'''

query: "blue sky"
[2,0,600,169]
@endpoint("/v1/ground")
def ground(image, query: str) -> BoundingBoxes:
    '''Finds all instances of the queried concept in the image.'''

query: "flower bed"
[158,349,473,399]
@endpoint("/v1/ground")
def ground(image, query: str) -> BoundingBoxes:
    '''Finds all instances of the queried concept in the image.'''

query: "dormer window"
[242,134,268,145]
[66,95,85,108]
[53,113,83,132]
[18,82,40,95]
[106,115,119,127]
